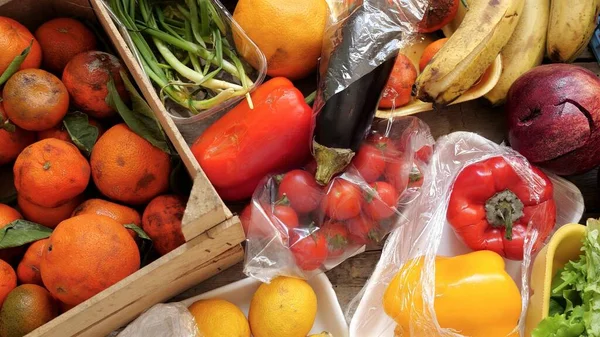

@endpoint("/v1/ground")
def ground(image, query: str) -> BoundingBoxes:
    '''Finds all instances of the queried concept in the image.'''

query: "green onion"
[108,0,254,114]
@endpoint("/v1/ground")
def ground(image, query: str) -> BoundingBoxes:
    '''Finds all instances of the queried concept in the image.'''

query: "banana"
[546,0,600,63]
[415,0,525,105]
[484,0,550,105]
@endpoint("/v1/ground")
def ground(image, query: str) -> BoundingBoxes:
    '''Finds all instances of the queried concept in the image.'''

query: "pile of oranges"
[0,16,188,337]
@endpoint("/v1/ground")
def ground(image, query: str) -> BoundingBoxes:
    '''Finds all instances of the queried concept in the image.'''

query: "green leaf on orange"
[0,220,52,249]
[106,71,172,154]
[0,40,32,86]
[124,223,154,266]
[63,111,99,156]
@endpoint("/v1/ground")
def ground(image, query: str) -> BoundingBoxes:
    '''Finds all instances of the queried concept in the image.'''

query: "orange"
[35,18,98,74]
[3,69,69,131]
[379,54,418,109]
[72,198,141,237]
[91,124,171,205]
[16,239,48,286]
[18,194,83,229]
[142,195,186,255]
[0,260,16,307]
[0,204,23,264]
[233,0,328,80]
[37,117,105,143]
[13,138,91,208]
[40,214,140,306]
[0,284,58,337]
[62,51,129,119]
[0,103,35,166]
[419,38,448,72]
[0,17,42,75]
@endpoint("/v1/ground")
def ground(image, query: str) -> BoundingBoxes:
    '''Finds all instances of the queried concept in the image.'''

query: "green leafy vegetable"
[532,306,586,337]
[533,219,600,336]
[0,220,52,249]
[106,71,172,154]
[0,40,32,86]
[63,112,99,156]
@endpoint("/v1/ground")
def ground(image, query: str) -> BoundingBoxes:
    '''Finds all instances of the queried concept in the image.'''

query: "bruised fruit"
[41,214,140,306]
[507,64,600,175]
[379,54,417,109]
[13,139,90,208]
[3,69,70,132]
[62,51,129,119]
[91,124,171,205]
[142,195,186,255]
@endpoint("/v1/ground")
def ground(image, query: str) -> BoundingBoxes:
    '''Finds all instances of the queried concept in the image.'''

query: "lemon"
[249,276,318,337]
[187,299,250,337]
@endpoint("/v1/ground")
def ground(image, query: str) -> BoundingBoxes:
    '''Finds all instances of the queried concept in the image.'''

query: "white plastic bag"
[348,131,585,337]
[116,303,198,337]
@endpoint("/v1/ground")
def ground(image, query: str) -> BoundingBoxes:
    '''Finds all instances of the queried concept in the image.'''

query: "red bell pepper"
[191,78,312,201]
[446,156,556,260]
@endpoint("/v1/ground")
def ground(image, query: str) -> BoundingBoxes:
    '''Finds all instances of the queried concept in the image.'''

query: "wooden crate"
[0,0,245,336]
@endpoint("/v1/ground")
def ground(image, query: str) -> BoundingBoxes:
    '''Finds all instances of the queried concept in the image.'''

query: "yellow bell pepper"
[383,250,521,337]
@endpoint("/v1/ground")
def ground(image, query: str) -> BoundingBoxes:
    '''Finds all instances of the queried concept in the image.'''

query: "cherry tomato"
[271,205,300,235]
[278,170,322,214]
[378,54,417,109]
[416,0,459,33]
[384,157,411,194]
[351,144,387,183]
[367,134,401,158]
[364,181,398,220]
[240,203,298,242]
[321,221,349,258]
[347,216,382,245]
[321,180,362,220]
[290,231,329,271]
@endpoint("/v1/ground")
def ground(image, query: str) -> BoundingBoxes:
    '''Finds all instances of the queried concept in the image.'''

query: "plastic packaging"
[347,131,585,337]
[101,0,267,140]
[311,0,427,185]
[243,116,434,282]
[116,303,199,337]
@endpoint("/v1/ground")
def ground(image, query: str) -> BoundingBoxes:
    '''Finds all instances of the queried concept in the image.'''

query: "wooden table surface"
[174,40,600,321]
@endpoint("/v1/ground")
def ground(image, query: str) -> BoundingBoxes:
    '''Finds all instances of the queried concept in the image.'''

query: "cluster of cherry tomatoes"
[241,133,429,272]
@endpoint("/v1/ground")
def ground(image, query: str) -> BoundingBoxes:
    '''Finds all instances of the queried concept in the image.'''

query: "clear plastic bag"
[243,116,434,282]
[347,131,585,337]
[116,303,199,337]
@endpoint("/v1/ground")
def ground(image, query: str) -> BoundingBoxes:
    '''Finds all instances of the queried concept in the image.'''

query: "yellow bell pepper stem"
[383,250,522,337]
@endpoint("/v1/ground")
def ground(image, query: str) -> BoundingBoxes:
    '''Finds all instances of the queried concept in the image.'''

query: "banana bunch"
[547,0,600,63]
[416,0,600,106]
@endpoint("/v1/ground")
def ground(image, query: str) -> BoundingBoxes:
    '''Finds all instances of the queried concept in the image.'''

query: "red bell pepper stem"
[484,190,524,241]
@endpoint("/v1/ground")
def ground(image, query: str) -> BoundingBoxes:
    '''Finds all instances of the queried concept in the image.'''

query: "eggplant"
[312,3,402,185]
